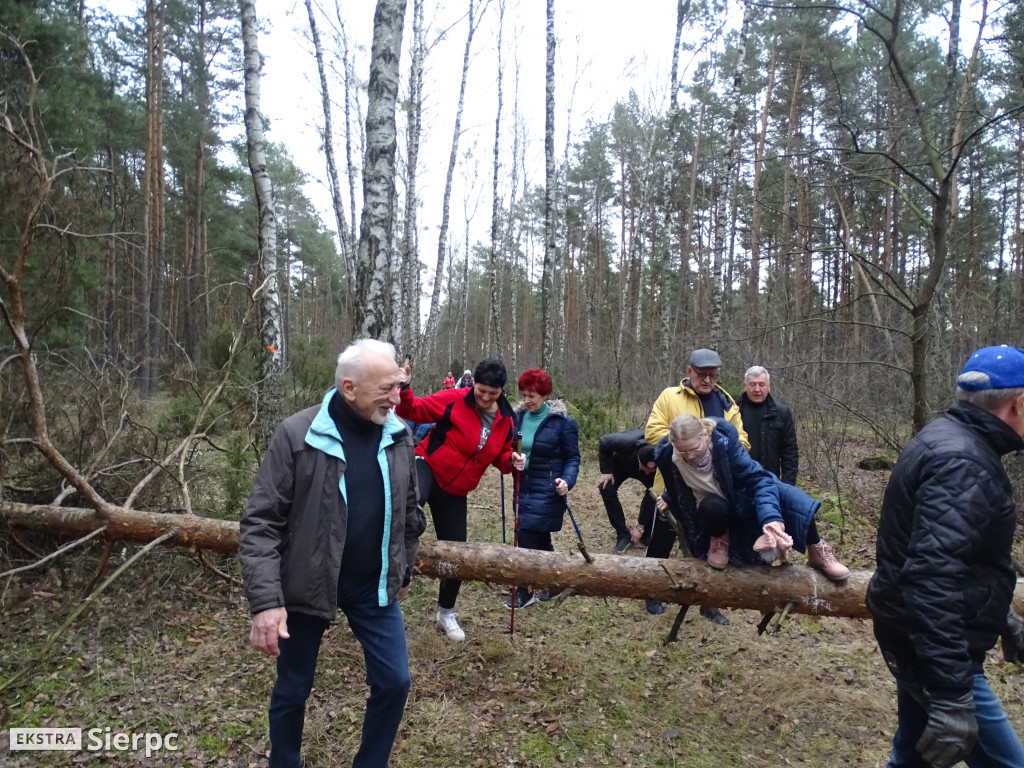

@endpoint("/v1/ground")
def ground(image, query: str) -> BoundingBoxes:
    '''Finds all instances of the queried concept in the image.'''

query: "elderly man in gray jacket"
[239,339,425,768]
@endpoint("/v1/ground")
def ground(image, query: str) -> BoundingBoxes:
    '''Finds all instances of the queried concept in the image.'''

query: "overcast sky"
[259,0,697,266]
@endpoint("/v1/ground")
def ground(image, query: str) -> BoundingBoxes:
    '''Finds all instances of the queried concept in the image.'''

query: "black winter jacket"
[513,400,581,533]
[866,400,1024,697]
[738,393,799,485]
[597,428,654,486]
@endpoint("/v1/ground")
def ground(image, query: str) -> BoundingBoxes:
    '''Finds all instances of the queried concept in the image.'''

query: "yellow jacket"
[644,379,750,493]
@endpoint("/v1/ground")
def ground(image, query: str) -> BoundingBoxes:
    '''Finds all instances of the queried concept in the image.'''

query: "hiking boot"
[707,533,730,569]
[435,609,465,642]
[535,589,552,602]
[807,540,850,582]
[700,606,730,626]
[645,600,665,615]
[504,588,536,610]
[614,533,632,553]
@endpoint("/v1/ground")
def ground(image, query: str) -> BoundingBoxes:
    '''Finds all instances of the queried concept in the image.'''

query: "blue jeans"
[884,663,1024,767]
[268,579,410,768]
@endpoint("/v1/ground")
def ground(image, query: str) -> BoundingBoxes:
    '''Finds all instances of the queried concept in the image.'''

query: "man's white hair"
[744,365,770,382]
[956,375,1024,411]
[335,339,397,390]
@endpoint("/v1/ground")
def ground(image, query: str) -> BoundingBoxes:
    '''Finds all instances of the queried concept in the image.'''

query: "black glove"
[915,691,977,768]
[1002,608,1024,664]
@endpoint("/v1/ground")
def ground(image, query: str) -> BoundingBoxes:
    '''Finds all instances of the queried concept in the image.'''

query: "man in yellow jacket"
[641,347,748,623]
[645,348,749,451]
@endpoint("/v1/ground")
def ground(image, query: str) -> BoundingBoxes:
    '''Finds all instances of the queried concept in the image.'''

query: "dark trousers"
[875,632,1024,767]
[268,580,410,768]
[599,474,656,537]
[416,459,468,610]
[518,528,554,552]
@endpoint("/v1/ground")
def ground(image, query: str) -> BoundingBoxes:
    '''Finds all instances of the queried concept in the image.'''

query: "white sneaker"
[436,609,465,641]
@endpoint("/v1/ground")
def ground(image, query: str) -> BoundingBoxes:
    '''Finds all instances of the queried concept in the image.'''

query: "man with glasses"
[645,348,749,450]
[640,348,748,622]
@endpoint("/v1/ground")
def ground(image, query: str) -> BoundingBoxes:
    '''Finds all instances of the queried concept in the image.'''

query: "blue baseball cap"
[957,346,1024,391]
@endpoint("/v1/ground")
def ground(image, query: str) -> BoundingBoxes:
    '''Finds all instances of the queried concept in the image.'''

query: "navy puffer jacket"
[866,400,1024,697]
[513,400,581,533]
[654,418,819,565]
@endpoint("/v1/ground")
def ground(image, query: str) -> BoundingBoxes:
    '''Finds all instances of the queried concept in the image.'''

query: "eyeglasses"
[675,436,707,457]
[690,369,719,382]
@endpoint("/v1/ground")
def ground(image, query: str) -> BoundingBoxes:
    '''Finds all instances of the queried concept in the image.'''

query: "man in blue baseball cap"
[867,345,1024,767]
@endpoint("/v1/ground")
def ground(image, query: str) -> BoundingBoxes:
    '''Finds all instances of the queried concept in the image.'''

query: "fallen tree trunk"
[418,539,871,618]
[4,501,1023,617]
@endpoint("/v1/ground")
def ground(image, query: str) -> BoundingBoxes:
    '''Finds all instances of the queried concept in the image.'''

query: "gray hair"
[744,366,770,382]
[335,339,397,390]
[956,378,1024,411]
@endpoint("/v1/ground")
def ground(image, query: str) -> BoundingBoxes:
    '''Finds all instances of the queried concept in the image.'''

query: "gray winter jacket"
[239,389,425,619]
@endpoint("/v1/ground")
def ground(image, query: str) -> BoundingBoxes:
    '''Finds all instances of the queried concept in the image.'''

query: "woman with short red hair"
[506,368,581,609]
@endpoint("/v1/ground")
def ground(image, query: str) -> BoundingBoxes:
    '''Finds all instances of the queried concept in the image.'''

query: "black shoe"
[700,606,730,626]
[504,588,536,609]
[535,589,552,602]
[614,533,631,553]
[645,600,665,615]
[640,533,651,547]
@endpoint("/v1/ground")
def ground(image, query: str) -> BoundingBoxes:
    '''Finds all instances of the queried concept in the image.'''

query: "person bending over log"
[653,414,849,589]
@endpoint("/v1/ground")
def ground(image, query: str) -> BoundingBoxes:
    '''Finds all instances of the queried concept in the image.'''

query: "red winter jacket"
[395,385,516,497]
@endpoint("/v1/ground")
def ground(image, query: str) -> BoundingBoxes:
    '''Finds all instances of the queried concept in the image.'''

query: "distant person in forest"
[642,347,748,621]
[457,370,474,388]
[239,339,425,768]
[395,357,525,641]
[867,346,1024,768]
[506,368,581,608]
[737,366,798,484]
[596,429,657,553]
[442,372,456,389]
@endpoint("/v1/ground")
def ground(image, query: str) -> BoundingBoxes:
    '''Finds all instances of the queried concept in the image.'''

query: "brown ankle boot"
[707,532,730,569]
[807,540,850,582]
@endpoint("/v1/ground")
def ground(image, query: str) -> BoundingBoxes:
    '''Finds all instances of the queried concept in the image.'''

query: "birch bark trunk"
[541,0,556,368]
[241,0,283,445]
[420,0,482,362]
[354,0,407,340]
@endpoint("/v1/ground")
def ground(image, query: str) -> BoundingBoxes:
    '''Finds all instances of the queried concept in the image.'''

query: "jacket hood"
[513,398,570,417]
[680,379,738,407]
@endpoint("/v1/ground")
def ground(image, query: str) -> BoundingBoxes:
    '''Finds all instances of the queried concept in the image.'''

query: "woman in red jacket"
[395,357,524,641]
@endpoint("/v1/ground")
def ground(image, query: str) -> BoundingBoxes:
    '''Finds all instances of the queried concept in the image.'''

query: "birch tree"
[541,0,556,368]
[487,0,506,352]
[305,0,355,295]
[420,0,485,363]
[240,0,283,444]
[399,0,425,354]
[354,0,407,340]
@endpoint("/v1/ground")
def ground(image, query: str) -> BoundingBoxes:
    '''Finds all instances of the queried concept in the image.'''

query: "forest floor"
[3,438,1024,768]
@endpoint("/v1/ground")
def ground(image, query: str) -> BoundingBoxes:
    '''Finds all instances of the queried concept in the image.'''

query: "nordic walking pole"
[509,432,523,636]
[563,499,594,563]
[500,474,507,544]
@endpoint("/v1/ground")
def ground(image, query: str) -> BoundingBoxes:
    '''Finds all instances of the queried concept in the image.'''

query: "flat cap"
[689,348,722,368]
